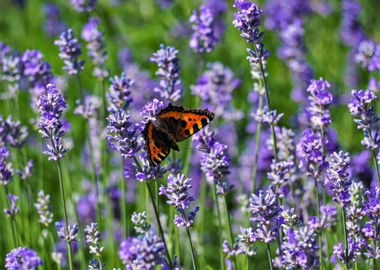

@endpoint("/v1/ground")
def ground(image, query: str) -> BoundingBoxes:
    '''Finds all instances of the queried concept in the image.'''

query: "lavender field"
[1,0,380,269]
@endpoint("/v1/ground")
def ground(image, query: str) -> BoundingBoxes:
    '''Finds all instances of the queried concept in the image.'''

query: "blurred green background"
[1,0,380,268]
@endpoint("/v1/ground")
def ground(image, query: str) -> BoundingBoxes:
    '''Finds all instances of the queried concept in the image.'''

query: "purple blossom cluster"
[107,73,133,110]
[306,78,333,130]
[150,45,182,102]
[5,247,42,270]
[54,28,84,75]
[36,83,68,161]
[191,62,241,120]
[348,89,379,151]
[119,230,165,269]
[82,17,108,78]
[159,173,199,228]
[70,0,97,12]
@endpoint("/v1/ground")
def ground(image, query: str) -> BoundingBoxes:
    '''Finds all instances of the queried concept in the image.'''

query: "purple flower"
[21,50,53,90]
[159,173,199,228]
[296,129,324,176]
[1,51,21,99]
[348,89,377,117]
[193,127,232,194]
[150,44,182,102]
[139,98,165,124]
[34,190,53,227]
[133,152,167,182]
[106,109,142,158]
[325,151,352,207]
[267,159,294,196]
[1,115,28,149]
[249,187,281,243]
[362,187,380,241]
[340,0,365,47]
[280,226,319,269]
[70,0,97,12]
[233,0,269,63]
[5,247,42,270]
[85,223,104,257]
[189,5,219,53]
[191,62,241,119]
[224,227,257,257]
[74,95,101,119]
[54,29,84,75]
[0,143,13,185]
[348,89,379,151]
[55,221,79,242]
[82,17,108,78]
[44,4,67,37]
[119,230,165,269]
[233,0,263,43]
[306,78,333,129]
[355,40,380,72]
[36,83,68,161]
[333,238,361,264]
[131,211,151,234]
[77,191,96,224]
[3,193,19,217]
[107,73,133,110]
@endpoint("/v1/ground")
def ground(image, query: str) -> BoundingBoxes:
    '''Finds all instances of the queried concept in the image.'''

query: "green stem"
[185,226,197,270]
[86,122,102,229]
[314,177,324,270]
[76,73,85,103]
[266,243,274,270]
[212,183,225,270]
[223,196,237,269]
[372,150,380,186]
[341,209,349,270]
[121,158,127,238]
[252,95,263,193]
[56,160,74,270]
[133,156,172,268]
[4,185,19,247]
[146,182,173,269]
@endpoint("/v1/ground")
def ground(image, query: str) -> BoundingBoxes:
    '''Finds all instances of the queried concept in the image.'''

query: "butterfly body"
[143,103,214,166]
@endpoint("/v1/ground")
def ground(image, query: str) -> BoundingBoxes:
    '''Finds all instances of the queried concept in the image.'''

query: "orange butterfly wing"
[142,121,171,166]
[157,104,215,142]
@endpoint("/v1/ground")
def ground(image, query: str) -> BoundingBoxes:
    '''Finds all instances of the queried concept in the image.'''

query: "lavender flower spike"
[107,73,134,110]
[0,142,13,186]
[54,28,85,75]
[306,78,333,130]
[5,247,42,270]
[106,109,142,158]
[159,173,199,228]
[82,17,108,78]
[150,44,183,102]
[36,83,68,161]
[70,0,97,12]
[189,5,219,53]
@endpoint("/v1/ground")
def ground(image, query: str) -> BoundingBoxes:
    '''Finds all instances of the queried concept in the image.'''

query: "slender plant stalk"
[185,226,197,270]
[121,158,128,238]
[4,185,19,247]
[252,95,263,193]
[372,151,380,186]
[211,182,225,270]
[146,182,173,268]
[223,195,237,269]
[266,243,274,270]
[86,125,102,229]
[314,177,324,270]
[132,156,173,268]
[56,160,74,270]
[341,209,349,270]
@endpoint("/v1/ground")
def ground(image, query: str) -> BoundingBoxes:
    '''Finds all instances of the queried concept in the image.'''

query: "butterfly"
[142,103,215,166]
